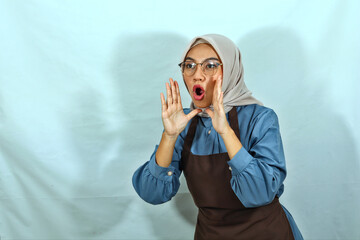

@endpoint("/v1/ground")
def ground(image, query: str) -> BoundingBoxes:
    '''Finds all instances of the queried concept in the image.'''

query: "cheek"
[207,77,217,90]
[183,77,190,88]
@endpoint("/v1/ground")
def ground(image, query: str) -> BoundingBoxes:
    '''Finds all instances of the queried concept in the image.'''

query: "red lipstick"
[193,84,205,101]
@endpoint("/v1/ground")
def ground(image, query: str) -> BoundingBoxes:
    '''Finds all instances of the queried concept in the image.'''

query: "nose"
[192,64,205,81]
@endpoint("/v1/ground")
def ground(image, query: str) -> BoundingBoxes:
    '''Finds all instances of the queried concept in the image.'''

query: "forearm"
[132,148,181,204]
[155,132,178,167]
[220,125,243,159]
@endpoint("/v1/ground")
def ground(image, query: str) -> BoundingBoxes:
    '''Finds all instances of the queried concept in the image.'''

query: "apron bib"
[181,107,294,240]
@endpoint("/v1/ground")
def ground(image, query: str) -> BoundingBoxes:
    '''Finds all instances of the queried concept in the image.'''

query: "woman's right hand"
[160,78,201,139]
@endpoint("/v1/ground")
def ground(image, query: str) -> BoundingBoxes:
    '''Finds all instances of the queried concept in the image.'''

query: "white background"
[0,0,359,239]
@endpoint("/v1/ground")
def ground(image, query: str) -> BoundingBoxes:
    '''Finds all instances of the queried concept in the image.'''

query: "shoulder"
[234,105,282,148]
[235,104,279,129]
[183,108,191,114]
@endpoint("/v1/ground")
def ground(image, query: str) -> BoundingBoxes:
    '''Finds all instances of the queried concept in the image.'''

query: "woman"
[132,34,303,239]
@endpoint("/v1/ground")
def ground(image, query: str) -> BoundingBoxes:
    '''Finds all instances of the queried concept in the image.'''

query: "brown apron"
[181,107,294,240]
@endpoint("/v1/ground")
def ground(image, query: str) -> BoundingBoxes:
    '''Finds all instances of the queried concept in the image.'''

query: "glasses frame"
[178,59,223,76]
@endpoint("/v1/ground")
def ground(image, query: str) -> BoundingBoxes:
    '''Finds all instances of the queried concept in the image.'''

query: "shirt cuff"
[148,146,176,182]
[227,147,253,175]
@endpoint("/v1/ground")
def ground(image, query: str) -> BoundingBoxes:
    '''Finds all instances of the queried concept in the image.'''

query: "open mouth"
[193,85,205,101]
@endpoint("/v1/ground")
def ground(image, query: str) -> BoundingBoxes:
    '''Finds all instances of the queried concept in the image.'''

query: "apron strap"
[182,116,199,162]
[228,107,240,140]
[181,107,240,163]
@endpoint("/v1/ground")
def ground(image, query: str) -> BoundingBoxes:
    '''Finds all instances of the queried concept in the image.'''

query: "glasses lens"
[202,60,220,76]
[182,61,196,76]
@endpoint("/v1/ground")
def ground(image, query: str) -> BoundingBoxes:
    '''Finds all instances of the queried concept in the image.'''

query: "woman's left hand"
[205,76,231,135]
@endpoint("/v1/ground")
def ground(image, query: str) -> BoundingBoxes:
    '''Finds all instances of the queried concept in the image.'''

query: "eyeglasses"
[178,59,222,76]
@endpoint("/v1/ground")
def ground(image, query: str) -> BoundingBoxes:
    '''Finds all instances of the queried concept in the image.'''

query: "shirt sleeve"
[227,110,287,208]
[132,125,187,205]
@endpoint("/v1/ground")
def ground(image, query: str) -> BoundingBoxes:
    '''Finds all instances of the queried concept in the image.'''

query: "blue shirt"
[132,104,303,239]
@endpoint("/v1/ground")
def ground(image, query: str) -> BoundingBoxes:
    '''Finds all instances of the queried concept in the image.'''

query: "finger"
[213,77,222,102]
[175,81,182,107]
[217,77,222,101]
[170,78,177,104]
[205,108,214,119]
[160,93,167,112]
[166,82,172,105]
[212,80,219,105]
[186,109,202,120]
[212,82,222,111]
[214,92,224,114]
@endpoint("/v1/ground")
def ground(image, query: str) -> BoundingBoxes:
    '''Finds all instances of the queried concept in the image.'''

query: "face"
[183,43,223,108]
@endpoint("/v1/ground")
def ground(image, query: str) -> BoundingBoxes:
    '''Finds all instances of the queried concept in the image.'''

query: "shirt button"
[167,171,173,176]
[229,166,232,171]
[208,130,211,134]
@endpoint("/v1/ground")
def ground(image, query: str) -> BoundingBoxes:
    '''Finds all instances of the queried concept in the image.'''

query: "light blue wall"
[0,0,359,239]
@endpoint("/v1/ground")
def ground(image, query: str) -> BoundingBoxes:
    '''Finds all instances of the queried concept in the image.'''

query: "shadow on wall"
[111,31,189,163]
[61,86,132,236]
[238,27,360,238]
[111,32,197,238]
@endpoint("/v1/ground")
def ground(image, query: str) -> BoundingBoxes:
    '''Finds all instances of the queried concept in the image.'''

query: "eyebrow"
[184,57,220,62]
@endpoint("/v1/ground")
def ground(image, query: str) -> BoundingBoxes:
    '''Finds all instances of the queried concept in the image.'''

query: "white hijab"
[181,34,263,117]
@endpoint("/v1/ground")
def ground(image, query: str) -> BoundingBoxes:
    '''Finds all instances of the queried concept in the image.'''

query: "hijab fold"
[181,34,263,117]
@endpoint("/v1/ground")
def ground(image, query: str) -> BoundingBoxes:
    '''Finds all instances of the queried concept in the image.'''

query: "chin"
[194,100,211,109]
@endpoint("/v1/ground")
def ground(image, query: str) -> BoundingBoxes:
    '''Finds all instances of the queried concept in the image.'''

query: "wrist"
[219,124,243,160]
[163,132,179,141]
[219,123,232,137]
